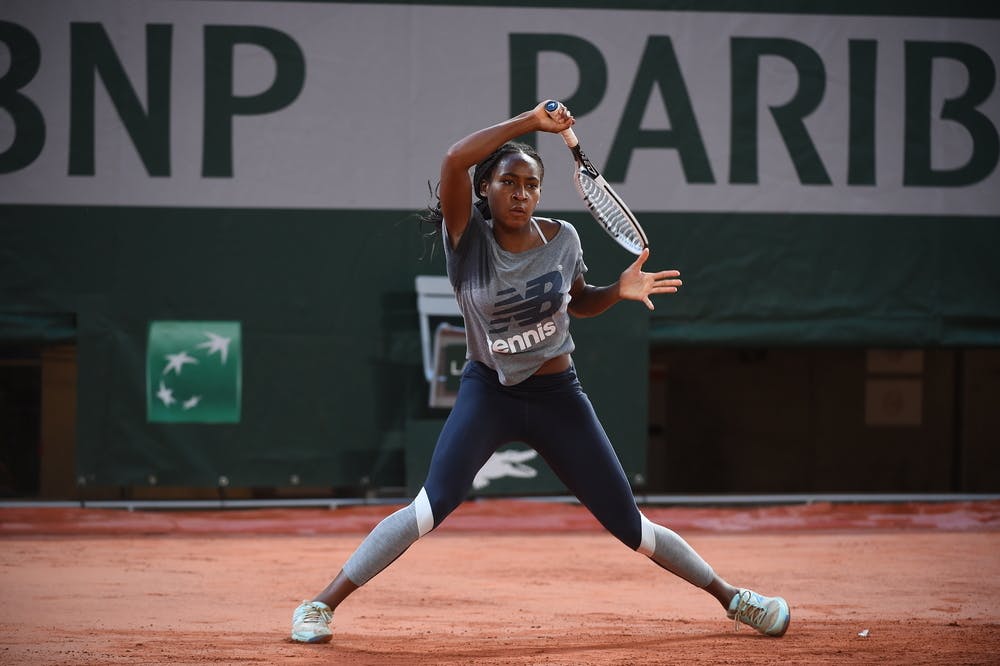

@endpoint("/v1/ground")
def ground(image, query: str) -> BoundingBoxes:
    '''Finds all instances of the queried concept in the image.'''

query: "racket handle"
[544,100,579,148]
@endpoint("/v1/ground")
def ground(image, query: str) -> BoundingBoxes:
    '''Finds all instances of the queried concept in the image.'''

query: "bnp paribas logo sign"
[146,321,242,423]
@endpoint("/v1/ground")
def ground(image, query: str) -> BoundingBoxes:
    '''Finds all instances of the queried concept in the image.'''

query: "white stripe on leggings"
[638,513,656,557]
[414,487,434,537]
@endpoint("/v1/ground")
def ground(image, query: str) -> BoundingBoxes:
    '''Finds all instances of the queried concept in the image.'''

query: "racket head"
[572,168,649,255]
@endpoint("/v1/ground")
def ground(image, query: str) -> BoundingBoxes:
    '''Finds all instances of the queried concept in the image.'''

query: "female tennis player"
[291,101,790,643]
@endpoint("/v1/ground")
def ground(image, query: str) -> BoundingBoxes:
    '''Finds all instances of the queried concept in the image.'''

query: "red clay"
[2,499,997,536]
[1,500,998,665]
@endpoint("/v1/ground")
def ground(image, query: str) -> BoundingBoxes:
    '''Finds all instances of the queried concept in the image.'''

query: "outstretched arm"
[567,248,682,318]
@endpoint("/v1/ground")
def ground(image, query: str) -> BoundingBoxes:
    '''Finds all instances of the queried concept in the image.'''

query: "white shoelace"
[731,591,766,632]
[297,602,331,626]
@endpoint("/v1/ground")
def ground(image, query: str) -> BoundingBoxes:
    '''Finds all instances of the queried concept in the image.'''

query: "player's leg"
[525,367,790,636]
[524,369,714,585]
[420,363,523,527]
[292,362,518,642]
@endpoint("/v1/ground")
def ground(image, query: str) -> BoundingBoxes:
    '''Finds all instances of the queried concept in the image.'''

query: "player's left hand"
[618,248,682,310]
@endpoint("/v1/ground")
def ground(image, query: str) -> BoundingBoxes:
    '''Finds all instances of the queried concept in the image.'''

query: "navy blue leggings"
[422,361,643,549]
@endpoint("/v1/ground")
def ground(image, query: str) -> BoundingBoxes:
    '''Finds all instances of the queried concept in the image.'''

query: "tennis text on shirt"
[488,271,562,353]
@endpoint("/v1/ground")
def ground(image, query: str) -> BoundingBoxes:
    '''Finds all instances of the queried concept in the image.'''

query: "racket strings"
[575,175,646,254]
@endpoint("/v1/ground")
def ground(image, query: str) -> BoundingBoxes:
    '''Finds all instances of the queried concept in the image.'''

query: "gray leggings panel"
[341,503,420,586]
[648,521,714,587]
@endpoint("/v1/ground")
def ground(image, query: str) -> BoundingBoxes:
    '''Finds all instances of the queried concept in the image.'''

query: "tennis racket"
[544,100,649,255]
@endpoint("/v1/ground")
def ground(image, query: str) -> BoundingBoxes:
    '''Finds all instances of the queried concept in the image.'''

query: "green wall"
[643,213,1000,346]
[4,206,996,488]
[0,206,648,489]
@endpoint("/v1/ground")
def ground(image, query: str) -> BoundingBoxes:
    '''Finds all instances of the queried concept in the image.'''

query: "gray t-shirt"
[444,207,587,385]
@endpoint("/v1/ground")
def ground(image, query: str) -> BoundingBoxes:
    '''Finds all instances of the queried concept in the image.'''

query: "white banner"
[1,1,998,215]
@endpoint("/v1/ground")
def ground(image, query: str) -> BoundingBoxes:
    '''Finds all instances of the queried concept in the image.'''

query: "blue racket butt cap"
[544,100,560,112]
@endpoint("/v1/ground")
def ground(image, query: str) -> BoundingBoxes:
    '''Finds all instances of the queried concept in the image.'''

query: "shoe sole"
[291,632,333,644]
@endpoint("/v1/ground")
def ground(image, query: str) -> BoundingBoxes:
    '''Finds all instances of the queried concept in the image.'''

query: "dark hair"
[419,141,544,228]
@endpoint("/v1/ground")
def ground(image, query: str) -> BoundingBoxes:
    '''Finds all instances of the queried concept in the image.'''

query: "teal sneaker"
[727,589,790,637]
[291,600,333,643]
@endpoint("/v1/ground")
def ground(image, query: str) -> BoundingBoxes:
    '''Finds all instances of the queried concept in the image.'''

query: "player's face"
[482,153,542,227]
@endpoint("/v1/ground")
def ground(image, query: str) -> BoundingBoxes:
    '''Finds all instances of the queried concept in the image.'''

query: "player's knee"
[635,513,656,556]
[619,522,644,551]
[417,485,465,534]
[421,471,471,530]
[597,508,643,551]
[413,487,436,536]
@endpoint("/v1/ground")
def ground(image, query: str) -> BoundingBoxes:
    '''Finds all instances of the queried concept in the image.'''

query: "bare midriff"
[534,353,572,375]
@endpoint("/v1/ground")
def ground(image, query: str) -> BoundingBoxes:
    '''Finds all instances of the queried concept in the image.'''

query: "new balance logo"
[489,271,563,333]
[486,270,563,354]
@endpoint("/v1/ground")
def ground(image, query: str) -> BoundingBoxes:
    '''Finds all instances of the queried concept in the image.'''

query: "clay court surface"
[1,500,998,665]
